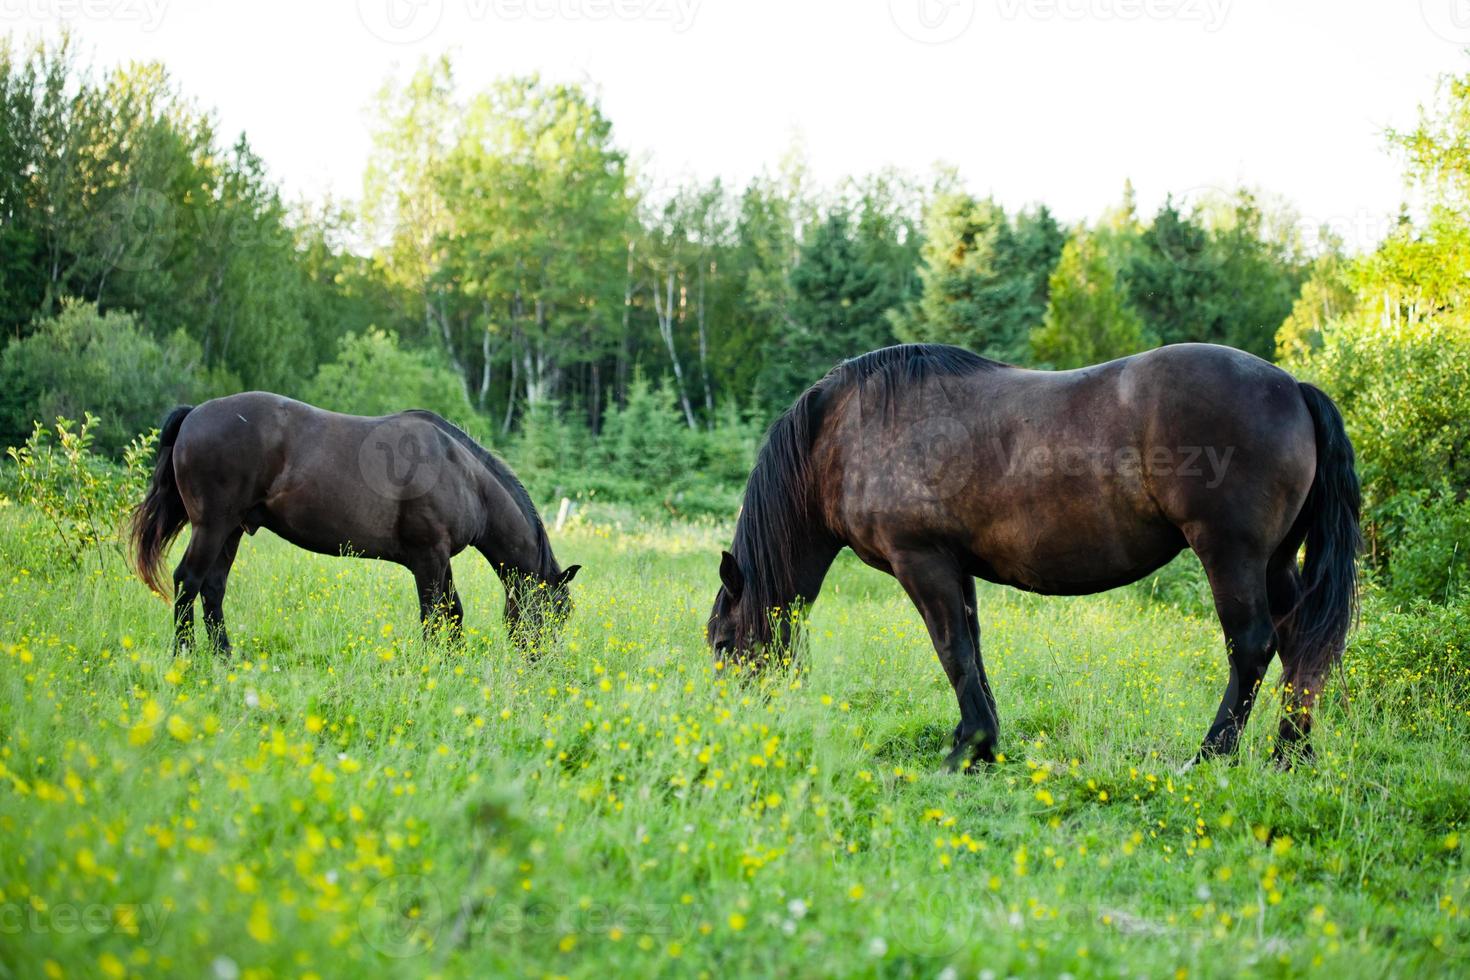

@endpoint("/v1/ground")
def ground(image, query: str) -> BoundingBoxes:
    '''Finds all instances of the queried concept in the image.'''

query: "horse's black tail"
[129,405,193,597]
[1286,383,1362,688]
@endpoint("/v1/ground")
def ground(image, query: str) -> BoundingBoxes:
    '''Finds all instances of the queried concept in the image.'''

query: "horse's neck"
[749,526,840,612]
[473,483,553,584]
[790,533,841,605]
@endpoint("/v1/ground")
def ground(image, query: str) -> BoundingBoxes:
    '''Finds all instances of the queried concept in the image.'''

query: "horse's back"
[168,393,483,560]
[819,343,1317,593]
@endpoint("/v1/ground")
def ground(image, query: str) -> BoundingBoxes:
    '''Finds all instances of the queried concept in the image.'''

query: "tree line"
[1,38,1314,449]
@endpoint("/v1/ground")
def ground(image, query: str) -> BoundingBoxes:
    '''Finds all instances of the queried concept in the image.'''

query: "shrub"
[1385,490,1470,606]
[0,299,206,456]
[599,372,691,485]
[305,328,472,422]
[2,414,156,571]
[1348,593,1470,705]
[1289,311,1470,516]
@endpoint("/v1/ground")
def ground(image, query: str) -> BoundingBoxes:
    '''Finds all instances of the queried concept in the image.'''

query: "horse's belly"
[969,515,1186,596]
[256,505,400,562]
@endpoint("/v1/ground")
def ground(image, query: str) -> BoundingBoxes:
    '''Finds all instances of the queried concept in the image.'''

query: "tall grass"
[0,506,1466,978]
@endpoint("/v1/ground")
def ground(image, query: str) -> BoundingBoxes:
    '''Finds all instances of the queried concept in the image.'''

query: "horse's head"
[505,564,580,650]
[706,550,792,671]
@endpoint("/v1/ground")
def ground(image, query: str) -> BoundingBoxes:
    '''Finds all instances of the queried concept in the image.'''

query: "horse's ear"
[719,551,744,600]
[557,564,581,587]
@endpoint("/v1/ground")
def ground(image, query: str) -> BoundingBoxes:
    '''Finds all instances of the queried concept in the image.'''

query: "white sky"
[3,0,1465,252]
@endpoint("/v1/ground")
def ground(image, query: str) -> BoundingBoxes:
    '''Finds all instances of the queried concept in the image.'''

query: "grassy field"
[0,504,1467,979]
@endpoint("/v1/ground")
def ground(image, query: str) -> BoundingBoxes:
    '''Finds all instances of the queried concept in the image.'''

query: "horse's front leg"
[892,552,999,771]
[409,551,452,642]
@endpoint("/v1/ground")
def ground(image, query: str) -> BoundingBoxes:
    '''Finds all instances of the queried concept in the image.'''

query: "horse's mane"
[407,411,555,577]
[730,344,999,622]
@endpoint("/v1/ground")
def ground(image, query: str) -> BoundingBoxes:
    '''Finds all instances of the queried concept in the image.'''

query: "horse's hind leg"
[1194,540,1276,762]
[892,553,999,771]
[200,528,243,655]
[173,522,233,655]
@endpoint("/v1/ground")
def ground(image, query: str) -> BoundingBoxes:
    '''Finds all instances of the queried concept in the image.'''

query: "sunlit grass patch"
[0,506,1466,978]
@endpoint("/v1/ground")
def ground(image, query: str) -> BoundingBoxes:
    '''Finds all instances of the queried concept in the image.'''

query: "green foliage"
[1284,65,1470,604]
[0,36,348,391]
[600,372,691,485]
[2,414,155,571]
[1275,249,1356,361]
[1387,492,1470,606]
[1030,230,1155,368]
[0,299,206,455]
[1129,552,1212,613]
[892,190,1064,362]
[306,329,472,422]
[1125,190,1308,359]
[1350,592,1470,700]
[513,400,590,475]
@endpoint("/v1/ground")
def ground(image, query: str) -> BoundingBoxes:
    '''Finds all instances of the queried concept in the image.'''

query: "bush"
[2,414,156,572]
[1349,593,1470,705]
[599,372,692,485]
[514,400,590,476]
[305,328,472,422]
[1289,311,1470,515]
[0,299,206,456]
[1385,490,1470,606]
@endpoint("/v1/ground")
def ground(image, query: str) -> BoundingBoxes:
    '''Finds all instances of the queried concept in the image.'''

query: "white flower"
[787,898,808,919]
[937,967,960,980]
[867,936,888,957]
[212,956,240,980]
[244,689,260,709]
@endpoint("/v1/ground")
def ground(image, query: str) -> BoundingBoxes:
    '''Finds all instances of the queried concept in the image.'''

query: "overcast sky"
[3,0,1464,251]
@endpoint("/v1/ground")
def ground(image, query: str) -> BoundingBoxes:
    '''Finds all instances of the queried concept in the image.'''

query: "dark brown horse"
[130,392,579,654]
[707,343,1359,770]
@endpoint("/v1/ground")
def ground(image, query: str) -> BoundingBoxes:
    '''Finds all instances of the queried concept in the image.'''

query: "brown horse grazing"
[707,343,1360,770]
[129,392,579,654]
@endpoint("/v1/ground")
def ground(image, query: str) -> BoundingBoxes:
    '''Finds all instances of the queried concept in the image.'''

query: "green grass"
[0,505,1467,979]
